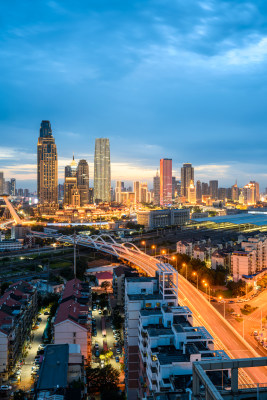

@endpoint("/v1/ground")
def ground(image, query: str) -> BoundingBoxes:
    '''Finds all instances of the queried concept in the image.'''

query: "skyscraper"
[181,163,194,199]
[231,183,239,202]
[94,138,111,203]
[160,158,172,206]
[77,159,89,206]
[153,171,160,205]
[0,172,4,194]
[37,120,58,214]
[209,180,218,200]
[133,181,140,204]
[10,178,16,196]
[196,180,202,202]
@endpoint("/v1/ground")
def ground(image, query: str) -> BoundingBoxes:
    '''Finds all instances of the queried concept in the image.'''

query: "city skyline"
[1,1,267,189]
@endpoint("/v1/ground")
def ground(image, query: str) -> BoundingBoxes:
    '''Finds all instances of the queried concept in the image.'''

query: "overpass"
[31,231,267,386]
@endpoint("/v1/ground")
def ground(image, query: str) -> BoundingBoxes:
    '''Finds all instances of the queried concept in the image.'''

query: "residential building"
[54,279,91,363]
[243,181,260,205]
[0,281,38,380]
[115,181,122,203]
[77,159,89,206]
[231,183,239,202]
[112,265,138,307]
[211,250,231,270]
[176,241,193,257]
[241,236,267,271]
[140,182,148,203]
[231,251,256,282]
[137,208,190,229]
[160,159,172,206]
[181,163,194,199]
[133,181,141,204]
[209,180,218,200]
[37,120,58,214]
[35,344,86,400]
[124,268,228,400]
[94,138,111,203]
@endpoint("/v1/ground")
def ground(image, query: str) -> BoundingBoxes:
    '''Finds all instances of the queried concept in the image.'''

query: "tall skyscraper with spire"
[37,120,58,214]
[94,138,111,203]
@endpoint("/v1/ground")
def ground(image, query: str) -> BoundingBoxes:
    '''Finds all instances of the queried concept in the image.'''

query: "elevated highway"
[31,231,267,385]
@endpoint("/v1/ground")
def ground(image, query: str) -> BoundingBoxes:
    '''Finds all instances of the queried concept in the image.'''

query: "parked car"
[115,356,120,363]
[95,350,100,357]
[0,385,11,391]
[98,310,102,315]
[44,311,50,315]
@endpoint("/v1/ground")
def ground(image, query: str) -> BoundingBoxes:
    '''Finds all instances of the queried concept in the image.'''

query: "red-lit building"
[160,158,172,206]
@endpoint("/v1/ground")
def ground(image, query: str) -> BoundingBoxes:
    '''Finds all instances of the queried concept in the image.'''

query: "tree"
[87,365,120,393]
[101,281,111,292]
[13,390,26,400]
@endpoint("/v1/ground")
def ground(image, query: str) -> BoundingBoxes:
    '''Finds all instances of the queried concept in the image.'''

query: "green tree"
[86,365,120,393]
[13,390,26,400]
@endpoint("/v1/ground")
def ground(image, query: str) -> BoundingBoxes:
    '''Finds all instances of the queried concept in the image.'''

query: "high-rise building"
[231,183,239,202]
[4,181,11,195]
[160,158,172,206]
[209,180,218,200]
[94,138,111,203]
[133,181,140,204]
[37,121,58,214]
[196,180,202,202]
[250,181,260,202]
[153,171,160,205]
[0,172,4,194]
[58,184,64,201]
[115,181,122,203]
[24,189,30,197]
[218,187,226,201]
[172,176,177,199]
[140,183,148,203]
[243,181,259,205]
[10,178,16,196]
[188,180,196,204]
[201,182,209,196]
[77,159,89,206]
[181,163,194,199]
[64,177,80,207]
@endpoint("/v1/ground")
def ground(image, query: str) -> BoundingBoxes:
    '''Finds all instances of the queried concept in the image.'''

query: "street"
[91,309,123,375]
[17,313,49,391]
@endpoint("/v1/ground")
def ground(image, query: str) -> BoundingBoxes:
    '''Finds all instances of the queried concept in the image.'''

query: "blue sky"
[1,0,267,190]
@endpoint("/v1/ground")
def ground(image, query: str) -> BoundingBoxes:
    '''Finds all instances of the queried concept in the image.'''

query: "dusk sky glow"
[1,0,267,190]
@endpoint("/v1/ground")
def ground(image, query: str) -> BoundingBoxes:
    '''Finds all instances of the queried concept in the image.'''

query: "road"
[17,313,49,391]
[35,232,267,385]
[177,274,267,384]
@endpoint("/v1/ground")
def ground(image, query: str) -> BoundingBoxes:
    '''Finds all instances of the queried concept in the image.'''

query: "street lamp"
[141,240,146,253]
[218,296,225,319]
[182,263,187,280]
[203,282,211,302]
[151,244,156,256]
[192,272,199,290]
[172,256,177,270]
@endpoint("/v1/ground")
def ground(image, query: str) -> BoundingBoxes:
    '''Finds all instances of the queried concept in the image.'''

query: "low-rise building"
[0,281,38,380]
[176,241,193,257]
[54,279,91,364]
[231,251,256,282]
[112,265,138,307]
[137,209,190,229]
[36,343,86,400]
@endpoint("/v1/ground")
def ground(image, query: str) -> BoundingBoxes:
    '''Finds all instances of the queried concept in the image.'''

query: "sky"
[1,0,267,190]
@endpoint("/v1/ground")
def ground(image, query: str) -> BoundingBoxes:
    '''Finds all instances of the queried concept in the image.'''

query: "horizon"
[1,1,267,190]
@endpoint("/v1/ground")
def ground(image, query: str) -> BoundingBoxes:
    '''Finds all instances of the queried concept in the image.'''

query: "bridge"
[0,194,22,225]
[30,231,267,385]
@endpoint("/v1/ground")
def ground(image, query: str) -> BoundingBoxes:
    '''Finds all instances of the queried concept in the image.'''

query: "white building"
[231,251,256,282]
[241,236,267,272]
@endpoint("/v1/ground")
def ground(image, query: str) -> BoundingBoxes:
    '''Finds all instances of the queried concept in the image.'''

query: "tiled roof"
[54,299,88,328]
[96,271,113,280]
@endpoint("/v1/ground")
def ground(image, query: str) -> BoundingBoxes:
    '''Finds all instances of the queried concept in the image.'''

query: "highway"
[32,232,267,385]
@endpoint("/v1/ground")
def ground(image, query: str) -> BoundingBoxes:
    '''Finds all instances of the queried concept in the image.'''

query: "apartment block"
[231,251,256,282]
[36,343,86,399]
[124,268,228,400]
[0,281,38,380]
[54,279,92,364]
[112,265,138,307]
[241,236,267,271]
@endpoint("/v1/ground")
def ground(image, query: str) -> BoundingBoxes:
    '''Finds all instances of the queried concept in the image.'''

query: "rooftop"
[37,344,69,391]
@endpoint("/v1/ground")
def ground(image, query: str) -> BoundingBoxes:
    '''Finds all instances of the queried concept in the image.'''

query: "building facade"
[137,208,190,229]
[181,163,194,199]
[94,138,111,203]
[37,120,58,214]
[160,159,172,206]
[77,159,89,206]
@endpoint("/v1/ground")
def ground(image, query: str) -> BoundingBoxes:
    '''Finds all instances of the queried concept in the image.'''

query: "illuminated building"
[37,120,58,214]
[160,158,172,206]
[231,251,256,282]
[201,182,209,196]
[77,159,89,206]
[140,182,148,203]
[153,171,160,205]
[94,138,111,203]
[181,163,194,199]
[243,181,259,205]
[231,183,239,202]
[115,181,122,203]
[209,180,218,200]
[133,181,140,204]
[188,180,196,204]
[137,208,189,228]
[64,176,80,207]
